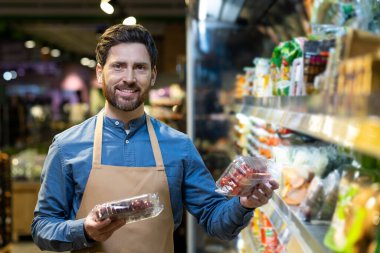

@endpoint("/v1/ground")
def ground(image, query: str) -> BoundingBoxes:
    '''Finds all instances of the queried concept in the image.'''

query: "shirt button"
[115,121,120,126]
[84,243,88,247]
[125,140,129,144]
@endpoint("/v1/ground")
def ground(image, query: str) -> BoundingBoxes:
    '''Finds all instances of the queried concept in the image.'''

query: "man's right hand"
[83,210,126,242]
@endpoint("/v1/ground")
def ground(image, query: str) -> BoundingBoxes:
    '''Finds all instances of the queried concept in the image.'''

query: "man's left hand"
[240,179,279,209]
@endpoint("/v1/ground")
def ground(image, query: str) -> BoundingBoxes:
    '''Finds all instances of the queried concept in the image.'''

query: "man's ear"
[96,63,103,85]
[151,66,157,86]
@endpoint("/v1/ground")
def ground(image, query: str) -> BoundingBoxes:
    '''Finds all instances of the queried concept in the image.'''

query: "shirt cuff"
[232,197,254,220]
[238,197,256,211]
[69,218,96,249]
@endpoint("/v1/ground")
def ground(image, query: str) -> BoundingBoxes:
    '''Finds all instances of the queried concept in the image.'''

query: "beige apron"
[74,111,174,253]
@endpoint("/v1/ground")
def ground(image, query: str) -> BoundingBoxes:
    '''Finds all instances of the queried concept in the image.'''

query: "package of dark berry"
[215,156,278,196]
[93,193,164,223]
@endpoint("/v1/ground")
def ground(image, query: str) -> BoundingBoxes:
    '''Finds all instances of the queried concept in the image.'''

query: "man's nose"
[123,68,135,83]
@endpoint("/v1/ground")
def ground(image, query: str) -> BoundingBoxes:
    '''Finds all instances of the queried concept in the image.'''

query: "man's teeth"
[119,89,136,93]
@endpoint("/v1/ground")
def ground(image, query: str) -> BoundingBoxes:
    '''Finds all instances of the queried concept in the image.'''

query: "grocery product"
[93,193,164,224]
[316,170,340,221]
[252,58,271,97]
[297,170,341,222]
[298,176,324,221]
[324,169,380,253]
[271,40,304,96]
[215,156,278,196]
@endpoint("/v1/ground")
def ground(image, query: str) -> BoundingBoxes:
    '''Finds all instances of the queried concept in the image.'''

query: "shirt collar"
[103,112,146,133]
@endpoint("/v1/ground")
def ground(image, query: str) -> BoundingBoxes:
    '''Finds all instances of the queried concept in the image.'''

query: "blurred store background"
[1,0,380,253]
[0,0,187,252]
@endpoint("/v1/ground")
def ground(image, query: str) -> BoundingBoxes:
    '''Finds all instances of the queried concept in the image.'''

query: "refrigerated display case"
[186,0,380,252]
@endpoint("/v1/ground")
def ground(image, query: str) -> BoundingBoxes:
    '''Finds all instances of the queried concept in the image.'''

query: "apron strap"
[93,111,164,167]
[93,110,104,165]
[146,115,164,167]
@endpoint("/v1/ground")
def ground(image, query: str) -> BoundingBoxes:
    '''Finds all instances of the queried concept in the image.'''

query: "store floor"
[12,242,68,253]
[12,241,236,253]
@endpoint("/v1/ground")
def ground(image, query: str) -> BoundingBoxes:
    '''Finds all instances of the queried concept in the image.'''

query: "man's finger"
[98,219,126,234]
[259,183,273,197]
[269,179,279,189]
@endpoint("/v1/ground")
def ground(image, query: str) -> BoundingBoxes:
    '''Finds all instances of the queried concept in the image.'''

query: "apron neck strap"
[93,110,164,167]
[93,111,104,165]
[146,115,164,167]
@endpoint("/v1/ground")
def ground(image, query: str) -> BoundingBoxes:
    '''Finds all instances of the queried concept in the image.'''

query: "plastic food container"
[215,156,277,196]
[94,193,164,224]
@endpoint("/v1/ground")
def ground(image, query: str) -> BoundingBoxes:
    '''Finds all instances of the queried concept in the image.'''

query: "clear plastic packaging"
[93,193,164,223]
[297,176,324,221]
[215,156,278,196]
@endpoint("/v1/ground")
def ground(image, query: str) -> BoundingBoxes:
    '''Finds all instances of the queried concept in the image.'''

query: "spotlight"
[51,49,61,58]
[25,40,36,49]
[123,16,137,25]
[100,0,114,14]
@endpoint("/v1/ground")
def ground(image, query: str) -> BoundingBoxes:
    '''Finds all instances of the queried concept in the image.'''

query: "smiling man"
[31,24,278,253]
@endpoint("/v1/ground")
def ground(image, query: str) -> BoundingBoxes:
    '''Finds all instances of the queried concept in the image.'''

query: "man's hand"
[240,179,279,209]
[83,209,126,242]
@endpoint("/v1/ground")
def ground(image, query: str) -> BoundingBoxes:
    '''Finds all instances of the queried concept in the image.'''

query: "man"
[32,24,279,253]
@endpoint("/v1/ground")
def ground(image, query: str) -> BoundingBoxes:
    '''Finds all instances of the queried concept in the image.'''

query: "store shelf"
[239,228,259,253]
[260,192,332,253]
[153,113,184,121]
[150,98,182,107]
[240,95,380,159]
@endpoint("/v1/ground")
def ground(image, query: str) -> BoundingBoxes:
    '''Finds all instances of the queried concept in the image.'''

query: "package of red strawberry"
[215,155,278,196]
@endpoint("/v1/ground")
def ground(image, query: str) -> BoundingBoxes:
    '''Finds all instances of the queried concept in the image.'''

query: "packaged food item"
[303,39,335,94]
[290,58,305,96]
[298,176,324,221]
[316,170,340,221]
[215,156,278,196]
[252,58,271,97]
[271,40,304,96]
[281,168,310,206]
[324,169,379,253]
[297,170,341,222]
[93,193,164,223]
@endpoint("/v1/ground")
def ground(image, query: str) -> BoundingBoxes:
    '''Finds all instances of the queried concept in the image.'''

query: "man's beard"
[103,80,148,112]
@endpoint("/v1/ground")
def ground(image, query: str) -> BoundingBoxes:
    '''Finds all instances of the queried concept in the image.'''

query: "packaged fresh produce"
[271,39,303,96]
[324,169,380,253]
[93,193,164,223]
[298,176,324,221]
[281,168,310,206]
[316,170,340,221]
[297,170,341,222]
[215,155,278,196]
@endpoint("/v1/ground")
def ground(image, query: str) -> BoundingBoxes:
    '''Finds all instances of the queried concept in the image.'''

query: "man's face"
[97,43,156,112]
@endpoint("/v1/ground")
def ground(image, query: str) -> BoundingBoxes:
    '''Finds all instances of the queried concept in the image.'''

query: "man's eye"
[113,64,122,70]
[136,65,145,70]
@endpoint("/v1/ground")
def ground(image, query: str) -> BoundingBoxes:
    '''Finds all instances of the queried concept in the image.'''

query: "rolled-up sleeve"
[31,138,94,251]
[183,139,253,240]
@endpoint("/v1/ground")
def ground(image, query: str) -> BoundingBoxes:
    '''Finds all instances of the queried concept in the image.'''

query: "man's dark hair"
[96,24,158,67]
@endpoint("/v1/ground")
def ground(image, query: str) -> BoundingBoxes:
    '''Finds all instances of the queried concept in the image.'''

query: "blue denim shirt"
[31,112,253,251]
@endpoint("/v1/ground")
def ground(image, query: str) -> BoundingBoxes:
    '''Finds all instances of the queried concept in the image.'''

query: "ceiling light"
[198,0,208,21]
[123,16,137,26]
[100,0,114,15]
[10,70,17,79]
[3,72,12,81]
[51,49,61,58]
[80,57,90,66]
[88,60,97,68]
[25,40,36,49]
[41,47,50,55]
